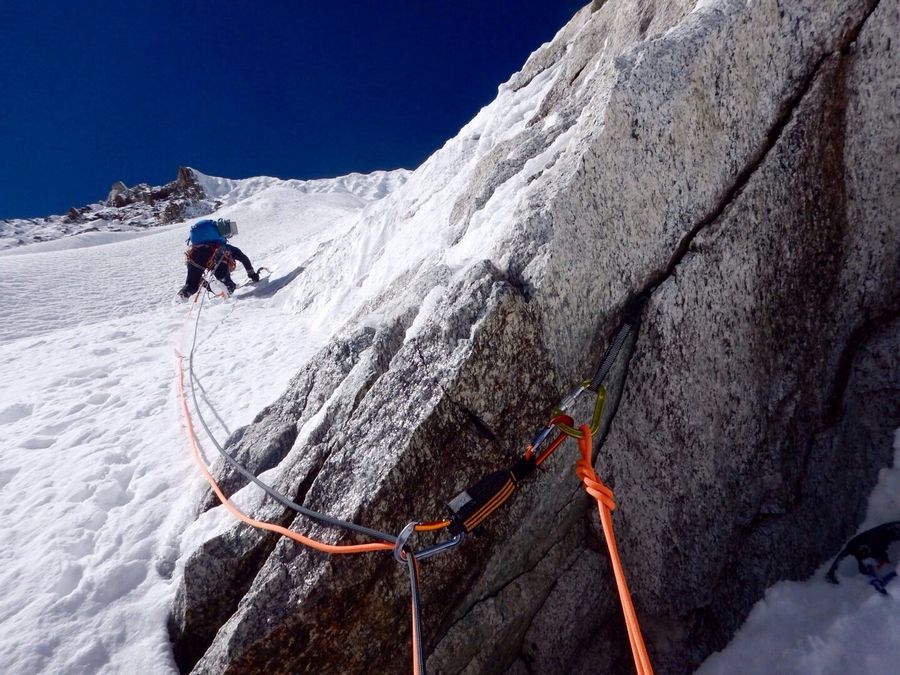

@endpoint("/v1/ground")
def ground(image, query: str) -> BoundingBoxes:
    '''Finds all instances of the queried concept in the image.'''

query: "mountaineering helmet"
[216,218,238,238]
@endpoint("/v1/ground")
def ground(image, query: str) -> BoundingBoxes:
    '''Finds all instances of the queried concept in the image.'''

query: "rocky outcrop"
[103,166,212,221]
[0,166,215,249]
[171,1,898,674]
[106,181,130,207]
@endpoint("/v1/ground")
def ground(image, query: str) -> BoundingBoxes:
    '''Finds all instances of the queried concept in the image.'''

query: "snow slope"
[0,170,409,674]
[0,49,575,673]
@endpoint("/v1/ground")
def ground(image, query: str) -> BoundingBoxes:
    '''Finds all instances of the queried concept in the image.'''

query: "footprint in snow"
[63,638,110,673]
[38,419,74,435]
[65,402,87,415]
[101,450,130,466]
[92,480,132,509]
[90,561,147,604]
[66,366,107,380]
[109,465,135,491]
[105,394,125,409]
[26,635,60,671]
[69,428,103,446]
[20,436,56,450]
[0,467,20,493]
[76,510,108,532]
[0,402,33,425]
[134,398,165,418]
[89,347,115,356]
[51,563,84,597]
[60,530,95,558]
[69,484,94,502]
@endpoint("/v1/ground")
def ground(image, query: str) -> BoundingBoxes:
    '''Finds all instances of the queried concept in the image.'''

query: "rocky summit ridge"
[0,167,217,250]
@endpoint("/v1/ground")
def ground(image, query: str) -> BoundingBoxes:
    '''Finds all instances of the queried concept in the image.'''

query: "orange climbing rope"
[575,424,653,675]
[176,351,393,555]
[176,291,438,675]
[175,263,652,674]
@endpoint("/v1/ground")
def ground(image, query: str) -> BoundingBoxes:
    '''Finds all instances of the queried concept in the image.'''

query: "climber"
[177,218,260,300]
[825,520,900,594]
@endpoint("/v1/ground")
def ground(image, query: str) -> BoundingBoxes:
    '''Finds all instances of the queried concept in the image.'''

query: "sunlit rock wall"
[171,1,898,673]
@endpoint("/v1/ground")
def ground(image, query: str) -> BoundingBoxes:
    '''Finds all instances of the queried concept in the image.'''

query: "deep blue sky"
[0,1,585,219]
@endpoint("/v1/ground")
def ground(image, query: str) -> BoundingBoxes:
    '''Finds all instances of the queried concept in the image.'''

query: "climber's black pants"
[179,246,235,298]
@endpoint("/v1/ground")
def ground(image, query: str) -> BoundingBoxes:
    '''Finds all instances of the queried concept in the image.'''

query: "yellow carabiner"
[553,386,607,438]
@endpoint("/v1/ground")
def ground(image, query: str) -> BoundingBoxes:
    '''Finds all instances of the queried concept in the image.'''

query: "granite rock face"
[171,1,899,673]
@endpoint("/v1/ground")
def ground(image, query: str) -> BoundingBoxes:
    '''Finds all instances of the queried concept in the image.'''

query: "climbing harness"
[184,245,230,299]
[185,243,231,272]
[176,282,653,674]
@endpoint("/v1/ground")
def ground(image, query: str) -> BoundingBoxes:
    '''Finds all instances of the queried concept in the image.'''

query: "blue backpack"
[187,219,225,245]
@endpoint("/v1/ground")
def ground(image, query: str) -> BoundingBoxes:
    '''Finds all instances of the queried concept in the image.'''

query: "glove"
[248,270,260,283]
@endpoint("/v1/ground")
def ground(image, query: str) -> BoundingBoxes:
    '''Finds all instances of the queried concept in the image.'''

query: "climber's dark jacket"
[179,243,255,298]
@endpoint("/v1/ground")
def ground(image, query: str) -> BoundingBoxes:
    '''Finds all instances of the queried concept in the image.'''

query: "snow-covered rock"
[0,167,215,250]
[0,167,411,252]
[170,1,899,674]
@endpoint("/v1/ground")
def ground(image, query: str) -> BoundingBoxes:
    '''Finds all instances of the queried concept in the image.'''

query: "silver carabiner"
[414,533,465,561]
[393,522,417,563]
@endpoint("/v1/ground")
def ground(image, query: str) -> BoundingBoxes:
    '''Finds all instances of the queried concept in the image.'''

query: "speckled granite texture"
[170,1,899,673]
